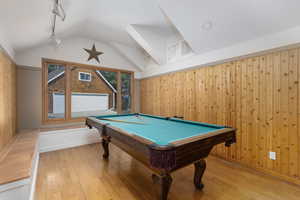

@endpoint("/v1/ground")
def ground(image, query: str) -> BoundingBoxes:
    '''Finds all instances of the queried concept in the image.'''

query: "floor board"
[35,144,300,200]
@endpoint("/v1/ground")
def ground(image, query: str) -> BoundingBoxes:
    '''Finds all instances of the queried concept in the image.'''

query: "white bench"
[0,130,39,200]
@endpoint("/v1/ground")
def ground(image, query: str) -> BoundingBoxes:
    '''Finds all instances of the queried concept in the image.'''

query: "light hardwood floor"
[36,144,300,200]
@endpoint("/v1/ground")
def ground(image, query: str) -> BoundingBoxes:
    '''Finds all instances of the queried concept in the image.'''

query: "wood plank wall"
[0,50,17,153]
[140,47,300,185]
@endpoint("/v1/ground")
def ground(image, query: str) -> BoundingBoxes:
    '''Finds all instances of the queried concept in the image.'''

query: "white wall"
[141,25,300,78]
[39,127,100,153]
[0,31,15,60]
[17,67,42,130]
[15,37,140,73]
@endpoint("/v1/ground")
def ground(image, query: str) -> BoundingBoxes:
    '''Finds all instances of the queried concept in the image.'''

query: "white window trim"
[78,72,92,82]
[95,71,117,93]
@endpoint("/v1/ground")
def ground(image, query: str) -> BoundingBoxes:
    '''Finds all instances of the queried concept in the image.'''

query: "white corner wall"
[0,31,15,60]
[141,25,300,78]
[15,37,139,73]
[39,127,100,153]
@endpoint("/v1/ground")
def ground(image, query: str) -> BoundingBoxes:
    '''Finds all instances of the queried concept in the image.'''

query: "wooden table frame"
[86,114,236,200]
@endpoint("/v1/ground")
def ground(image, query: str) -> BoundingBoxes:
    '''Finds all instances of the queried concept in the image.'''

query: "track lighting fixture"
[50,0,66,47]
[50,33,62,46]
[52,0,66,21]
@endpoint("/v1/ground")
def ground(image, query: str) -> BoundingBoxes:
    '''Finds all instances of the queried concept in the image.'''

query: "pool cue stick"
[100,118,146,125]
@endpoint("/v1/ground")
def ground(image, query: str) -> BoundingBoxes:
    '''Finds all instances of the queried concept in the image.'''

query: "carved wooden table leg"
[159,174,172,200]
[152,174,160,184]
[102,137,110,159]
[194,159,206,189]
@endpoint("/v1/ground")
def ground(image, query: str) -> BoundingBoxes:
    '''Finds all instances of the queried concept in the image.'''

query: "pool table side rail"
[86,115,236,150]
[170,127,236,147]
[86,117,156,146]
[94,113,227,129]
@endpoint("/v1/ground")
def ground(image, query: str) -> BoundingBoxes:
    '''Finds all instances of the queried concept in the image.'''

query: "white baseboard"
[39,127,101,153]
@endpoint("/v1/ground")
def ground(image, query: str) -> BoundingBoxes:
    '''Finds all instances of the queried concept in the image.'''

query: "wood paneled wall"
[140,47,300,185]
[0,50,17,152]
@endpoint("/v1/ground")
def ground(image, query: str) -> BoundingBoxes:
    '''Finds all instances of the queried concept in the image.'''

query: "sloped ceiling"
[127,24,169,65]
[0,0,174,52]
[158,0,300,54]
[0,0,91,51]
[2,0,300,71]
[110,42,146,71]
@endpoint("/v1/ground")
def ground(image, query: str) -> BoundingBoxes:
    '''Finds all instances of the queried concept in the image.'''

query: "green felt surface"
[95,114,226,146]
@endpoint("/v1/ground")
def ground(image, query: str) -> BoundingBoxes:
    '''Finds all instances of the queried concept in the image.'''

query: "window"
[71,68,117,118]
[78,72,91,82]
[42,58,134,124]
[47,64,66,119]
[121,72,132,113]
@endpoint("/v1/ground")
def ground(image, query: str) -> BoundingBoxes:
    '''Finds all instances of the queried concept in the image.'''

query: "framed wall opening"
[42,58,134,124]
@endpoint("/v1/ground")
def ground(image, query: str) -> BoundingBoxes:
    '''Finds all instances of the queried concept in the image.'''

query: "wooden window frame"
[42,58,135,125]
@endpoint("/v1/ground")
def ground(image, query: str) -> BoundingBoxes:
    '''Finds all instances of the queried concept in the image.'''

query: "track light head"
[50,33,62,47]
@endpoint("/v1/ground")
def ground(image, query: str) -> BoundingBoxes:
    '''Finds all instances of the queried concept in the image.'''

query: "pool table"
[86,113,236,200]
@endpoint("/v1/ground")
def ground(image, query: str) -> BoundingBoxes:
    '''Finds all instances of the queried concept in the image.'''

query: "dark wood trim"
[159,174,172,200]
[193,159,206,189]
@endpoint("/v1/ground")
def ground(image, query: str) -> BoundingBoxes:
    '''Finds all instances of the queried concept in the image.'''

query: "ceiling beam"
[110,42,146,71]
[127,24,166,65]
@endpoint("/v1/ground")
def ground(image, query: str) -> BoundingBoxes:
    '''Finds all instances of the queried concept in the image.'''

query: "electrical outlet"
[269,152,276,160]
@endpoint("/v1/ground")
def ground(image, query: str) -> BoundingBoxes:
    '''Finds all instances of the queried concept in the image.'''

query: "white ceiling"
[1,0,300,67]
[0,0,174,52]
[159,0,300,54]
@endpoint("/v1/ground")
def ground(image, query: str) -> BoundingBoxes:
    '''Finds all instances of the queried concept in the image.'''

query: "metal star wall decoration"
[84,44,103,63]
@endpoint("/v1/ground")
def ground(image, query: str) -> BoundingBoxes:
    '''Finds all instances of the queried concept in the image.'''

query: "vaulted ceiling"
[1,0,300,69]
[160,0,300,54]
[0,0,174,51]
